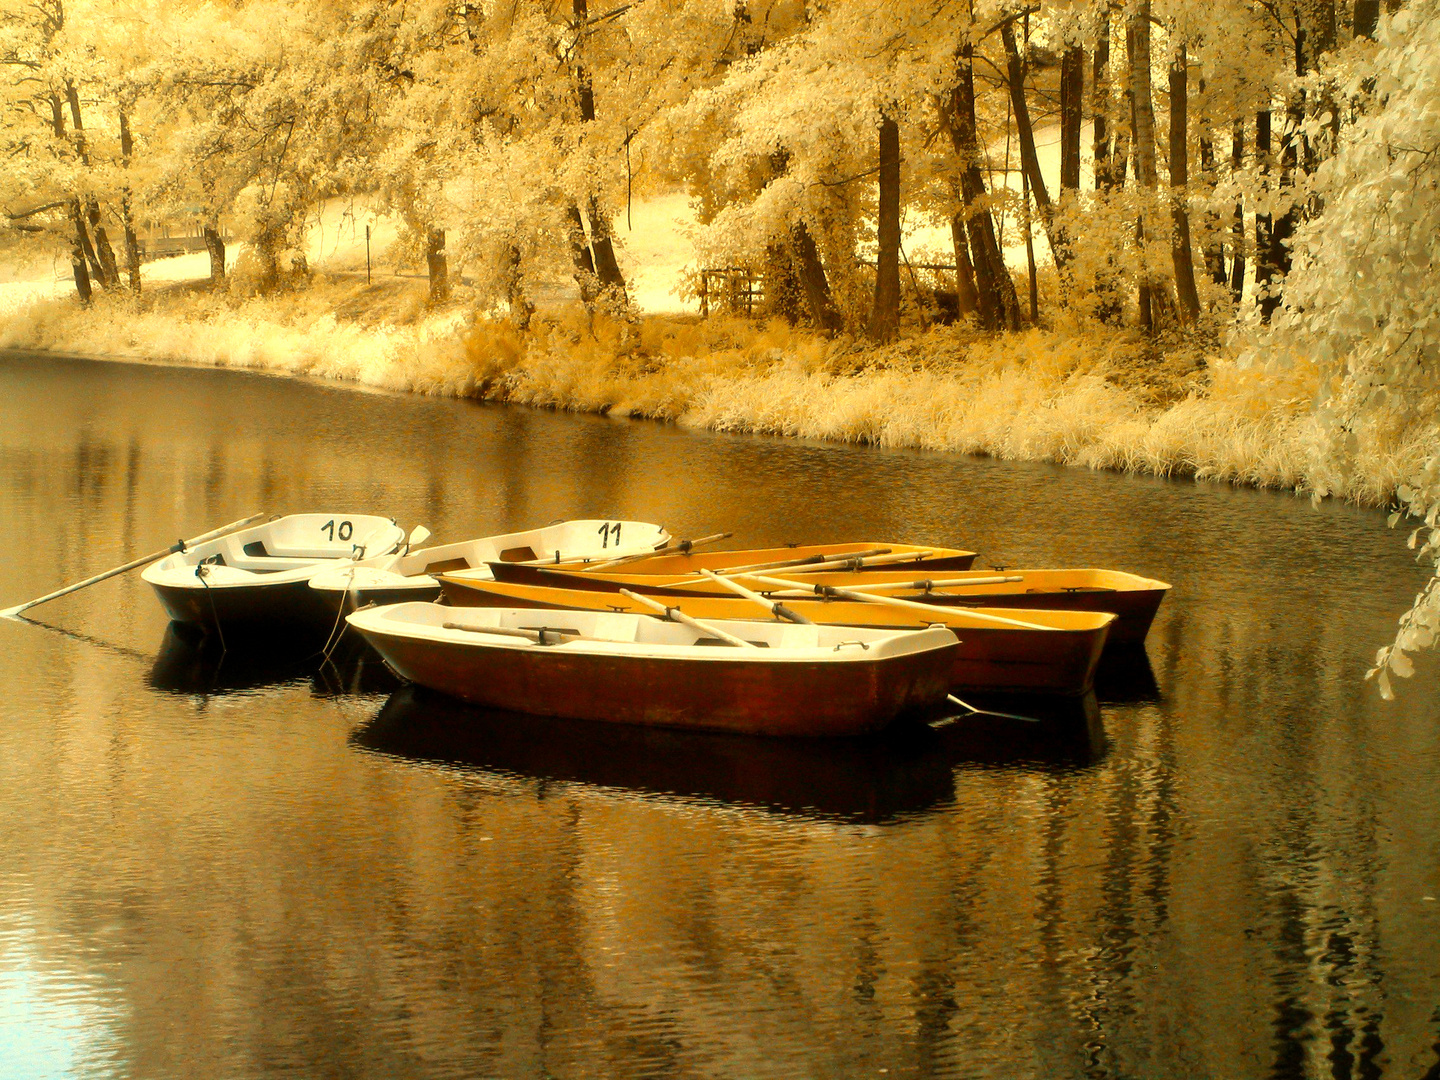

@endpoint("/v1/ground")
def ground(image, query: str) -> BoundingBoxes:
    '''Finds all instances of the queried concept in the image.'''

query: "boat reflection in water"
[147,623,402,699]
[1092,645,1161,704]
[353,686,1108,824]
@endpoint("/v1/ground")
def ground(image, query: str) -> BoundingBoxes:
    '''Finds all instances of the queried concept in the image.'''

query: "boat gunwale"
[347,602,959,663]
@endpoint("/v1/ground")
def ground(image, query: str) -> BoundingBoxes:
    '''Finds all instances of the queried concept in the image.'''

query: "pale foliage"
[1239,0,1440,697]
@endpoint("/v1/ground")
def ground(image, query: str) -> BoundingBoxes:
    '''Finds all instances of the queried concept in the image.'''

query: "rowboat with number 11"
[347,602,959,737]
[307,518,670,615]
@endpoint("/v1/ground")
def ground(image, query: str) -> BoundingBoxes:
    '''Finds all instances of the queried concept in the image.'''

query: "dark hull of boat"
[468,570,1160,646]
[354,631,956,738]
[148,579,330,635]
[902,588,1163,646]
[357,687,959,823]
[946,623,1108,696]
[438,585,1107,696]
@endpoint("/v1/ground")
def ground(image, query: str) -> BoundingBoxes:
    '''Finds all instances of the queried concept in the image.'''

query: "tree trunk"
[1312,1,1336,55]
[426,228,450,303]
[1354,0,1379,37]
[1262,29,1304,321]
[68,198,105,288]
[1060,44,1084,193]
[1199,135,1226,285]
[949,215,979,318]
[1229,120,1246,302]
[48,94,107,289]
[1128,3,1166,331]
[1128,9,1158,189]
[1021,169,1038,323]
[203,226,226,284]
[946,45,1020,329]
[586,196,625,294]
[1254,109,1275,317]
[571,0,626,299]
[65,84,119,288]
[1168,47,1201,323]
[870,113,901,342]
[764,241,802,322]
[70,233,91,303]
[1093,13,1113,191]
[566,203,599,302]
[506,246,534,330]
[118,110,141,293]
[1092,14,1124,324]
[790,222,842,334]
[1001,20,1064,269]
[1197,77,1226,288]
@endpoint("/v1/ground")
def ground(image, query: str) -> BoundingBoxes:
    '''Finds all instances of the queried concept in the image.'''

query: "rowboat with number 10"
[142,513,406,632]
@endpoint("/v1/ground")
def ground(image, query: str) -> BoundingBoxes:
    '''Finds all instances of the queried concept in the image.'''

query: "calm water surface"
[1,351,1438,1079]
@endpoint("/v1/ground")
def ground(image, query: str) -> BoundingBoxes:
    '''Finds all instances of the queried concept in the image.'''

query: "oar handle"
[785,549,949,574]
[442,621,577,645]
[618,588,757,648]
[766,574,1024,596]
[2,511,266,618]
[738,573,1058,631]
[720,547,893,574]
[699,569,814,624]
[584,531,732,571]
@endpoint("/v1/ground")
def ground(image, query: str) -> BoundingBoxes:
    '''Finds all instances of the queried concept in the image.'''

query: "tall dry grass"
[2,284,1430,508]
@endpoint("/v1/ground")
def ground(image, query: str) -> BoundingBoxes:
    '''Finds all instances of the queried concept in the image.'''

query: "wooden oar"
[700,569,813,624]
[583,531,733,571]
[618,588,758,648]
[720,548,892,575]
[443,622,578,646]
[780,549,959,573]
[767,574,1023,596]
[738,573,1058,632]
[945,694,1043,724]
[1,512,266,619]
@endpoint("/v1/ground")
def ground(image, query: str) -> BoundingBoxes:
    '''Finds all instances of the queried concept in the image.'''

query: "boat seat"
[244,538,368,560]
[588,612,640,642]
[776,625,822,649]
[227,555,327,572]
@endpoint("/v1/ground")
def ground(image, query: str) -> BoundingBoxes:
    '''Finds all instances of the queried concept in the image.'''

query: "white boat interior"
[142,514,406,589]
[309,519,670,595]
[348,602,957,661]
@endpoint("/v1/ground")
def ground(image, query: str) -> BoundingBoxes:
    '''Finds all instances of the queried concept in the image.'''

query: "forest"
[1,0,1438,687]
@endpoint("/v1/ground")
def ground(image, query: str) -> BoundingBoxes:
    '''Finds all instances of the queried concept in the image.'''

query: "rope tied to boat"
[193,561,227,656]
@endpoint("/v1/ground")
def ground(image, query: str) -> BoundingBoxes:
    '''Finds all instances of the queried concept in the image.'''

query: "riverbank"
[1,275,1430,509]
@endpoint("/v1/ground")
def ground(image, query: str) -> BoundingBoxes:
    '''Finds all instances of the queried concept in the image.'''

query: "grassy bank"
[2,275,1430,509]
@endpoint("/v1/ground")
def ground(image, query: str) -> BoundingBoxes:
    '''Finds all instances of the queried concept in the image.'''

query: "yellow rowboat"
[436,577,1117,697]
[485,541,978,583]
[448,565,1168,646]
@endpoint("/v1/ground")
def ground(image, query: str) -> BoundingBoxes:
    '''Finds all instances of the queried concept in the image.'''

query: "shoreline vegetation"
[1,274,1431,513]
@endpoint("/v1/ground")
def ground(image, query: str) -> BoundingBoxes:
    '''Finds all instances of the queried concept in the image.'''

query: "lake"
[1,350,1437,1079]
